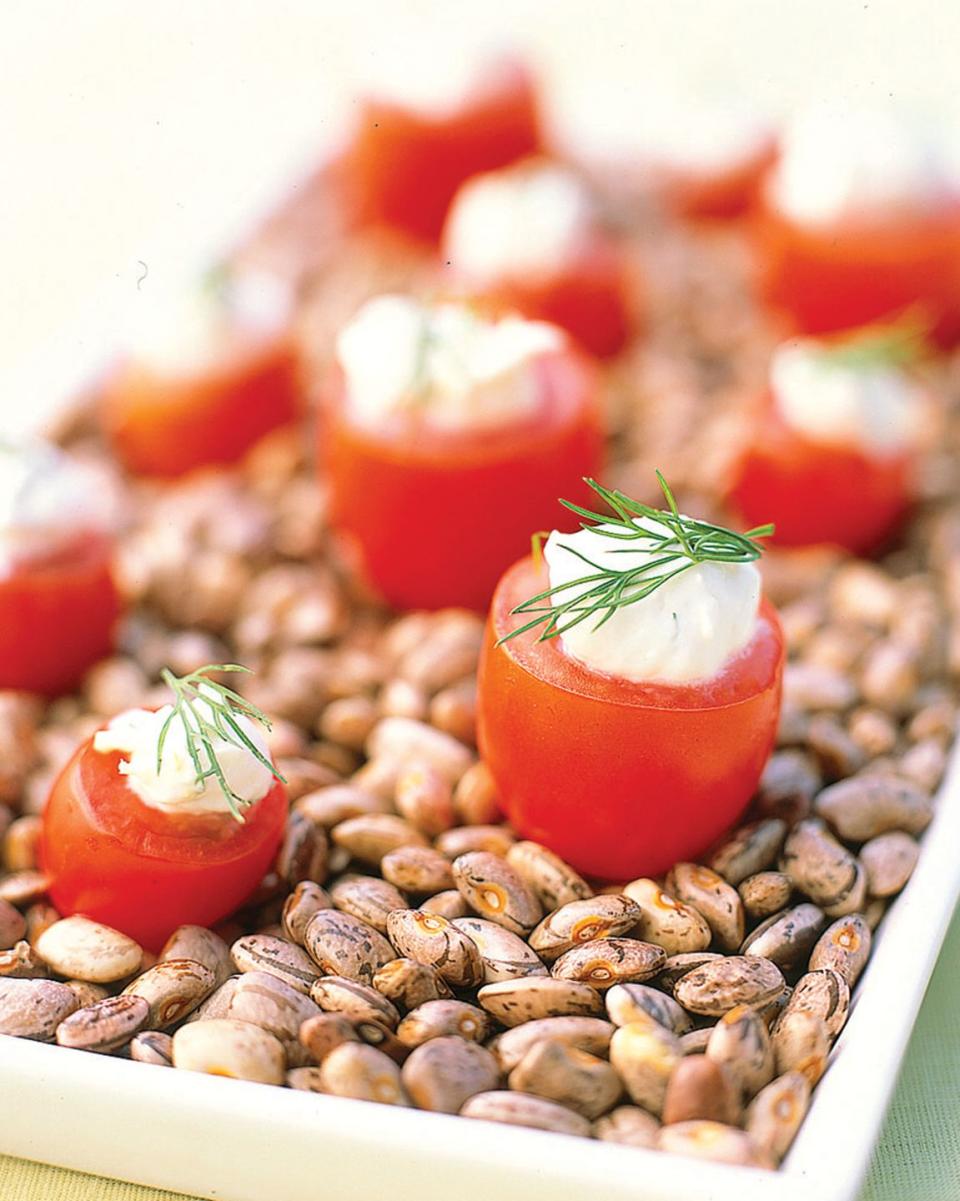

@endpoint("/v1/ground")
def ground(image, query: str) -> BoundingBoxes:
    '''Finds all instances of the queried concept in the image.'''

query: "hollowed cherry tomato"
[756,196,960,345]
[341,57,542,244]
[450,232,635,360]
[321,349,603,612]
[41,736,287,951]
[478,556,784,881]
[727,395,914,554]
[101,328,301,478]
[0,531,121,697]
[656,135,777,222]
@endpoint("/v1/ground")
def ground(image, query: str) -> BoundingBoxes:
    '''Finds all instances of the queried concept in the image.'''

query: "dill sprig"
[156,664,284,821]
[816,313,930,372]
[499,473,773,646]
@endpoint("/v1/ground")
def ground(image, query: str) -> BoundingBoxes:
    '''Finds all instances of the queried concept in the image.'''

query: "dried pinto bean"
[657,1121,773,1168]
[707,820,787,887]
[303,910,395,986]
[56,995,150,1053]
[123,960,217,1028]
[492,1016,615,1072]
[281,882,334,946]
[130,1030,174,1066]
[860,832,921,897]
[808,916,872,989]
[477,977,605,1026]
[662,1055,741,1127]
[402,1036,499,1113]
[594,1105,661,1147]
[745,1071,811,1163]
[738,873,793,922]
[310,976,400,1029]
[706,1004,775,1102]
[460,1091,591,1137]
[451,851,542,934]
[299,1012,358,1063]
[230,935,320,995]
[509,1040,622,1120]
[609,1020,682,1116]
[674,957,785,1017]
[0,978,79,1039]
[331,814,428,866]
[605,983,693,1035]
[330,875,408,935]
[772,1010,830,1086]
[397,999,491,1048]
[451,916,548,983]
[385,910,482,988]
[813,776,933,842]
[372,958,451,1009]
[665,864,745,951]
[779,820,866,917]
[782,969,850,1038]
[159,925,233,986]
[505,841,592,911]
[740,904,826,973]
[622,879,711,956]
[381,847,454,896]
[34,916,143,984]
[528,896,640,961]
[172,1019,285,1084]
[551,939,666,990]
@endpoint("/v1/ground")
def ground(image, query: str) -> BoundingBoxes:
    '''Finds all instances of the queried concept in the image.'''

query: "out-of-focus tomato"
[656,137,777,222]
[41,736,287,951]
[451,233,636,360]
[756,196,960,345]
[321,349,603,612]
[727,397,914,554]
[101,329,301,478]
[341,57,542,244]
[478,556,784,881]
[0,532,121,697]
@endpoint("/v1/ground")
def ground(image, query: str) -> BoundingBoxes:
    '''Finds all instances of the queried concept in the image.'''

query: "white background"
[1,0,958,430]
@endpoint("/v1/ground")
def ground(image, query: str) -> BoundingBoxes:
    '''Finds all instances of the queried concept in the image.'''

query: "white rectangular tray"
[3,740,959,1201]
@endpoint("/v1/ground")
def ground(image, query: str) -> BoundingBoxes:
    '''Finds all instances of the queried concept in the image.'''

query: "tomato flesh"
[451,234,636,359]
[727,399,913,554]
[341,58,541,244]
[322,350,604,612]
[478,556,784,881]
[100,331,301,477]
[0,532,121,697]
[756,195,960,345]
[41,737,287,951]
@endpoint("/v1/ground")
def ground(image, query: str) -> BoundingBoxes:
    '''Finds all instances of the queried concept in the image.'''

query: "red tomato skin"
[658,139,777,222]
[458,236,637,359]
[478,556,784,881]
[321,350,604,612]
[0,532,121,698]
[41,738,288,951]
[727,398,913,554]
[341,59,542,244]
[756,196,960,345]
[101,331,301,478]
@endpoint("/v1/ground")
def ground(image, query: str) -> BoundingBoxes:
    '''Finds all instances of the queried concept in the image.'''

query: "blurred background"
[1,0,959,430]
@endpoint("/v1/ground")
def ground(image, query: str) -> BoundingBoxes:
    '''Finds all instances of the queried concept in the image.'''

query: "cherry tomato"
[0,532,121,697]
[41,735,287,951]
[100,329,301,478]
[478,555,784,881]
[321,349,603,612]
[341,57,541,244]
[448,232,636,360]
[656,137,777,222]
[727,396,913,554]
[756,195,960,345]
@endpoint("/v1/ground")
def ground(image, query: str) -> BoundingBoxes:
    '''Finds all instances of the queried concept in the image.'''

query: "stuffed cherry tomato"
[757,107,960,343]
[41,666,287,950]
[442,159,637,357]
[478,477,783,881]
[0,441,121,696]
[100,275,302,477]
[641,102,776,222]
[341,54,541,244]
[727,330,923,553]
[322,295,603,612]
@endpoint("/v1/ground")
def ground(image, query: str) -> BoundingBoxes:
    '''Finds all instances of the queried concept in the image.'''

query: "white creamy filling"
[123,272,288,376]
[543,517,761,684]
[0,440,115,577]
[335,295,563,431]
[444,163,593,283]
[636,99,772,175]
[770,106,957,225]
[93,690,275,816]
[770,341,918,455]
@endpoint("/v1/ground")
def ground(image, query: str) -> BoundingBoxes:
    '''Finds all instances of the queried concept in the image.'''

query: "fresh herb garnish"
[156,664,284,821]
[816,313,930,372]
[499,473,773,646]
